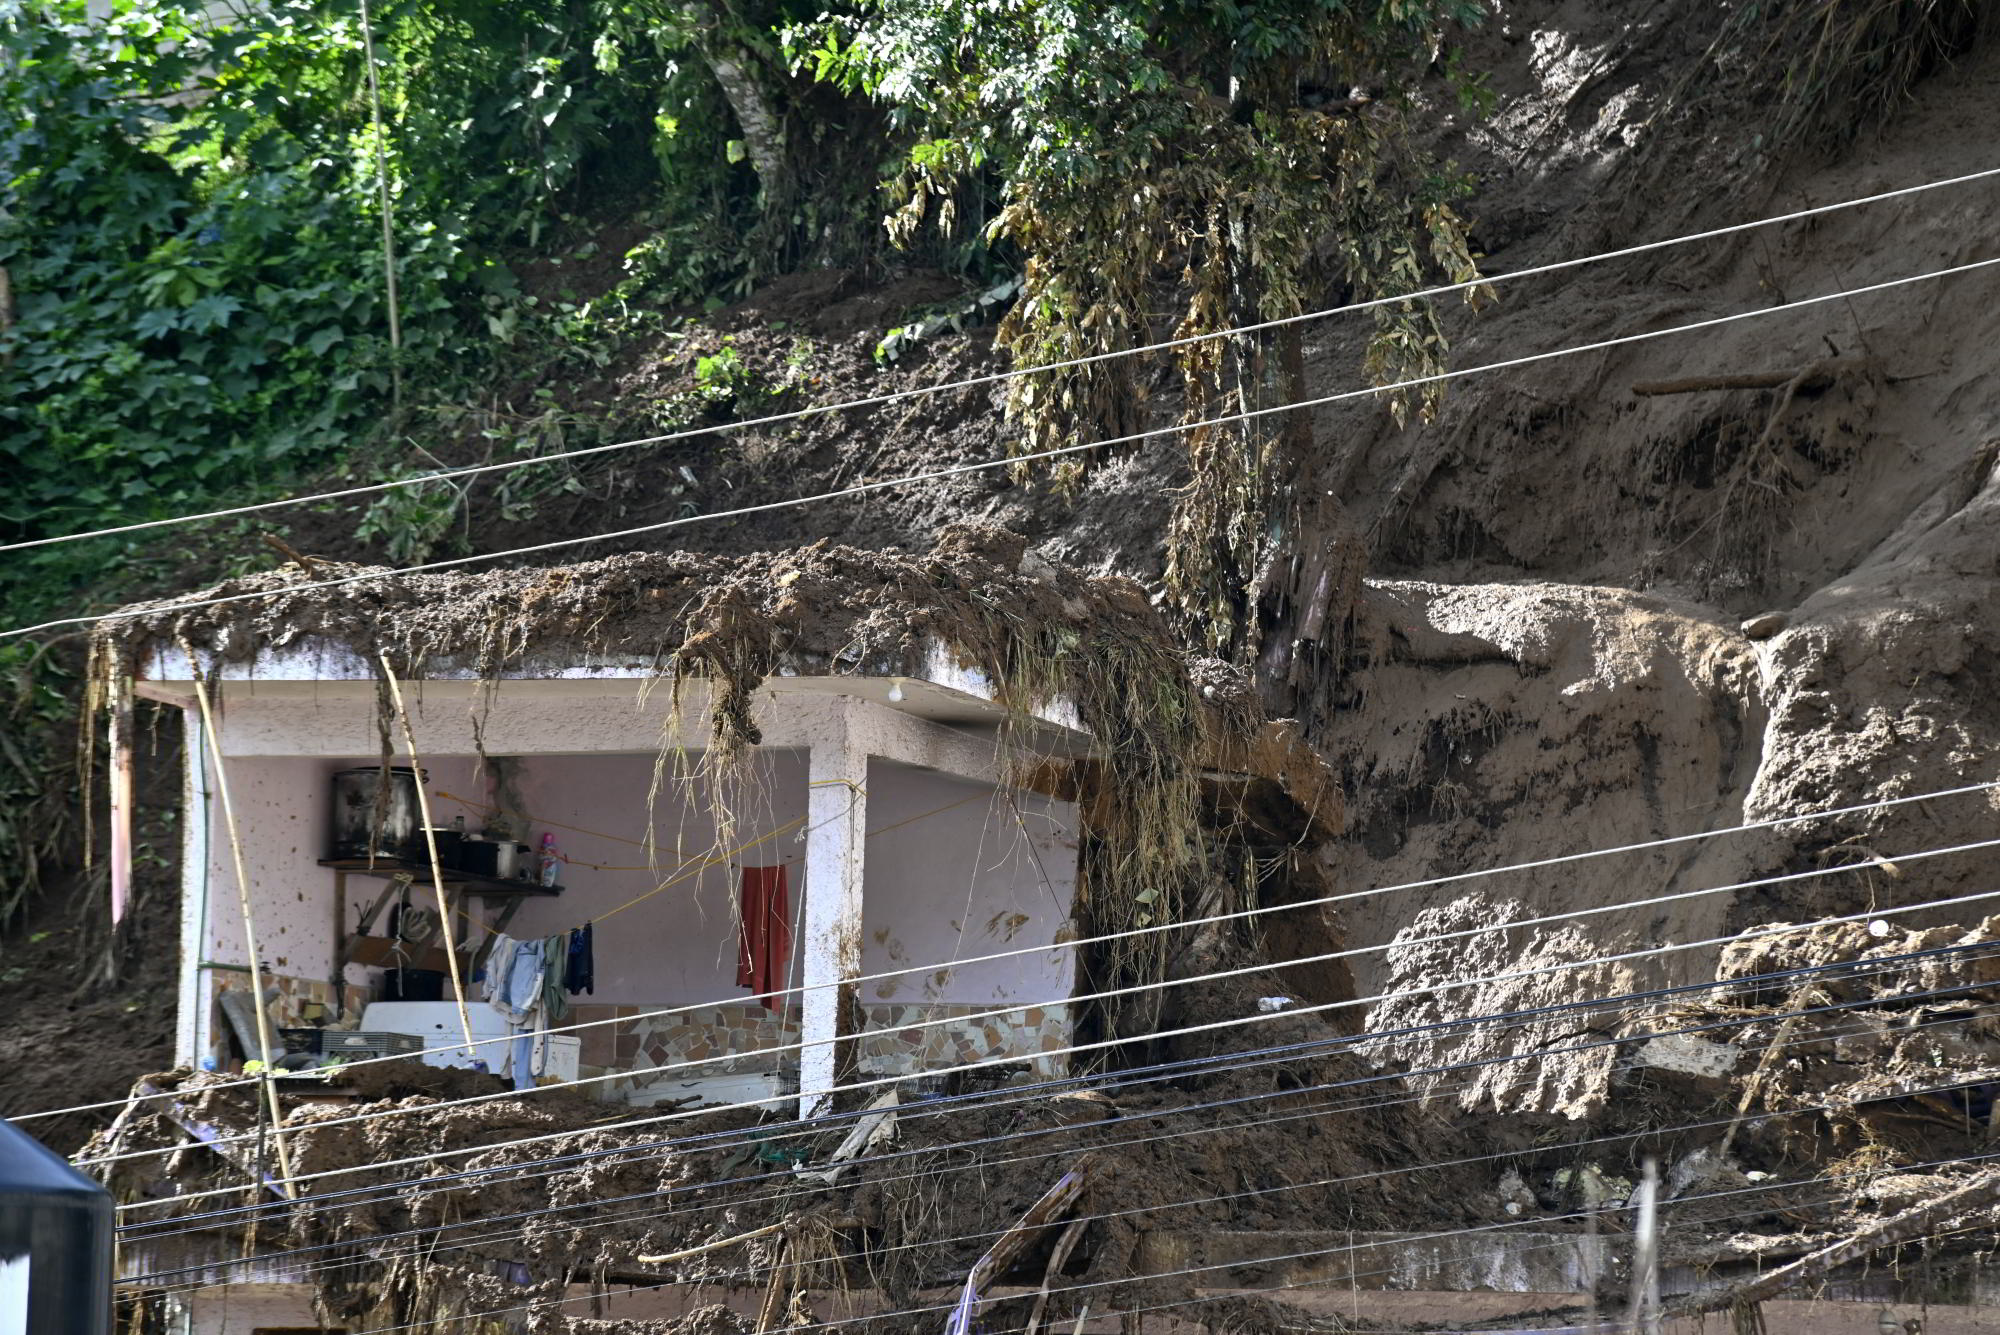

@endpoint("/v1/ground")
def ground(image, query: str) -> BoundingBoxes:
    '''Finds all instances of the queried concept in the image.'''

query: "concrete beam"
[843,696,1002,785]
[800,710,866,1119]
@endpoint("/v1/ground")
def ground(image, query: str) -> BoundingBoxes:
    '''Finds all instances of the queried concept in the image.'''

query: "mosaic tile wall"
[212,973,1068,1096]
[566,999,1072,1097]
[205,972,374,1067]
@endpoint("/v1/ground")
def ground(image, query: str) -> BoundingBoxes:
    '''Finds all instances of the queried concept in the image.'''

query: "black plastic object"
[0,1117,113,1333]
[379,967,446,1001]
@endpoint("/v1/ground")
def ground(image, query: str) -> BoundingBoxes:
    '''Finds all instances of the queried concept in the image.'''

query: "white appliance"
[361,1001,579,1084]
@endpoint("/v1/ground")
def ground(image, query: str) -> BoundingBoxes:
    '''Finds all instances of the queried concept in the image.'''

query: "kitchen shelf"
[317,856,564,897]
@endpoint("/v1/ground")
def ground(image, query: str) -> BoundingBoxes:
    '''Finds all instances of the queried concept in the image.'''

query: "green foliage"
[0,0,804,629]
[800,0,1491,649]
[0,642,73,925]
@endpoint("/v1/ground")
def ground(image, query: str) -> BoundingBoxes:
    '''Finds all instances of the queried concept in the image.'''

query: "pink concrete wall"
[480,750,807,1008]
[196,750,1077,1033]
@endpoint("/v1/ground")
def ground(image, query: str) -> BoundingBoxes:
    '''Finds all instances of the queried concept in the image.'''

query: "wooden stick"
[948,1159,1092,1335]
[1665,1168,2000,1319]
[1022,1216,1089,1335]
[379,654,477,1053]
[755,1231,790,1333]
[636,1218,789,1266]
[186,667,298,1200]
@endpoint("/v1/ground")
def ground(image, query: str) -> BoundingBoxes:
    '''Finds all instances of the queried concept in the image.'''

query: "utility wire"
[12,250,2000,641]
[136,939,1990,1246]
[323,1142,2000,1335]
[115,932,2000,1243]
[37,775,1994,1129]
[988,1161,2000,1335]
[133,949,1966,1253]
[14,163,1998,556]
[121,973,2000,1294]
[81,827,2000,1169]
[112,872,2000,1213]
[90,833,2000,1175]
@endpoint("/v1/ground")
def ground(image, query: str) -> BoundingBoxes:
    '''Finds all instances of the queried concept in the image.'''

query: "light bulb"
[887,679,906,703]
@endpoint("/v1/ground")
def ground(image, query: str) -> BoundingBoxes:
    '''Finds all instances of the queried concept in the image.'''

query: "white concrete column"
[175,704,213,1069]
[799,709,867,1119]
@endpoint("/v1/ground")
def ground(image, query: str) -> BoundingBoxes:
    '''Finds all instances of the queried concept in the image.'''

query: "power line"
[115,932,2000,1244]
[31,770,1993,1132]
[82,827,2000,1168]
[112,872,2000,1213]
[15,163,1999,557]
[127,931,1964,1241]
[1000,1161,2000,1335]
[14,250,2000,641]
[121,976,2000,1295]
[325,1142,2000,1335]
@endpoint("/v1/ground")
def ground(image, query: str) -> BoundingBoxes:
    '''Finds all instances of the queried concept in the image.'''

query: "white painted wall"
[180,1283,322,1335]
[860,761,1077,1006]
[196,750,808,1011]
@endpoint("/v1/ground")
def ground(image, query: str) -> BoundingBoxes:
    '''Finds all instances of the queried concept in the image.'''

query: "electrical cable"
[113,873,2000,1218]
[94,840,2000,1185]
[12,250,1999,641]
[318,1142,2000,1335]
[16,162,1999,557]
[82,826,2000,1169]
[994,1166,2000,1335]
[37,774,1993,1131]
[115,932,2000,1250]
[119,980,2000,1296]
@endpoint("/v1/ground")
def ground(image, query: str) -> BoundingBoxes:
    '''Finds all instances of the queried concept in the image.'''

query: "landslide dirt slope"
[1291,8,2000,1112]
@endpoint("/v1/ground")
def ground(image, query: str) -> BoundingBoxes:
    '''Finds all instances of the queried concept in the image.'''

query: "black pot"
[380,968,446,1002]
[419,828,462,869]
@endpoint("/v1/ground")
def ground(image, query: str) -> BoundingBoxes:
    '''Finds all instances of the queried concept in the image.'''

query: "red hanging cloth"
[736,865,792,1013]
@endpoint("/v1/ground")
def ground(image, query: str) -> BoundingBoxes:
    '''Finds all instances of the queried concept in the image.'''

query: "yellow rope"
[426,779,992,928]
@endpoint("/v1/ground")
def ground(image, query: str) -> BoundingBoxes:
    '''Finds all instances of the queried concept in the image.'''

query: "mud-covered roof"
[95,524,1341,838]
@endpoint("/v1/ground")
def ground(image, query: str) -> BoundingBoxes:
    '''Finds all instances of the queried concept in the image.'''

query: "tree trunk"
[702,43,788,211]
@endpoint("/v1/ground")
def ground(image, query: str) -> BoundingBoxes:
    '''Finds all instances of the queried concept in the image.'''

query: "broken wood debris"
[1666,1167,2000,1320]
[945,1157,1092,1335]
[636,1218,790,1268]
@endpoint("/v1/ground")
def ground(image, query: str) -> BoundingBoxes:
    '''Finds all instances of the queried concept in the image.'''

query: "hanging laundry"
[736,865,791,1014]
[487,936,544,1023]
[539,933,570,1023]
[566,922,594,996]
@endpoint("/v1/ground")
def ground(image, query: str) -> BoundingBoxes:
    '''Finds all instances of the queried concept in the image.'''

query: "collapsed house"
[85,526,2000,1335]
[88,526,1357,1332]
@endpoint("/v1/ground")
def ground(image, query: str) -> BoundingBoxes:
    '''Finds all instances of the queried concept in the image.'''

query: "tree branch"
[1663,1169,2000,1320]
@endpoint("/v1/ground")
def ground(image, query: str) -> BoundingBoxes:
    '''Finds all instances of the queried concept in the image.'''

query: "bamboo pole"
[379,654,478,1052]
[186,668,298,1200]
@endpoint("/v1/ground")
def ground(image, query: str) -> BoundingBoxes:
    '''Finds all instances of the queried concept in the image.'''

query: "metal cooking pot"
[330,766,426,860]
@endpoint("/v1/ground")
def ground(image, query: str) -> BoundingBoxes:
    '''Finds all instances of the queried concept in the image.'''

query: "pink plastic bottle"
[537,832,561,887]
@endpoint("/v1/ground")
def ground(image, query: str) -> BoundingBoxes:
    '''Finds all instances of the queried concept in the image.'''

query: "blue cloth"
[511,1030,536,1091]
[490,938,545,1024]
[566,923,594,996]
